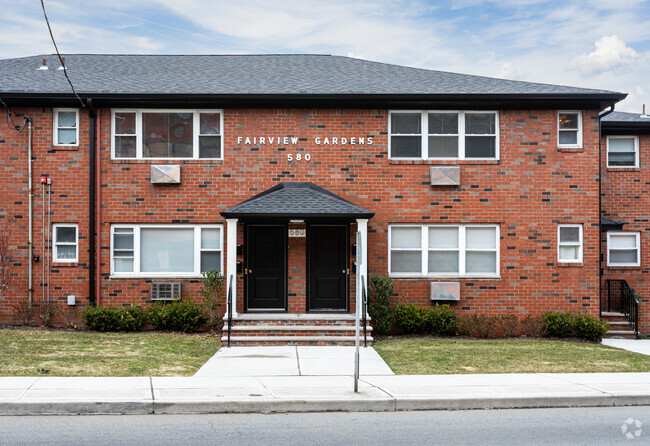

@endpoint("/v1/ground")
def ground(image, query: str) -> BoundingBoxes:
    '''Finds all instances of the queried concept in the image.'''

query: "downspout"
[95,109,101,307]
[87,99,96,306]
[27,118,33,306]
[599,104,615,316]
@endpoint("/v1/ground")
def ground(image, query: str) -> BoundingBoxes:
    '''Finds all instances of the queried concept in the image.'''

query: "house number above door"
[289,229,306,237]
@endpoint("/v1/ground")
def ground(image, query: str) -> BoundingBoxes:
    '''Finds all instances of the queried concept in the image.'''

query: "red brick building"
[0,54,633,343]
[601,111,650,335]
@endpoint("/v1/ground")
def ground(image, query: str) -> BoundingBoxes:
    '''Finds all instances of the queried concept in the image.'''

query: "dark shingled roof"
[601,111,650,134]
[221,182,374,219]
[0,54,625,97]
[602,111,650,123]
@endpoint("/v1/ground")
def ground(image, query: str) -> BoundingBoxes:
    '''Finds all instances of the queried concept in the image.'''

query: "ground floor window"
[53,223,78,262]
[111,224,222,276]
[389,224,499,277]
[558,224,583,263]
[607,232,640,267]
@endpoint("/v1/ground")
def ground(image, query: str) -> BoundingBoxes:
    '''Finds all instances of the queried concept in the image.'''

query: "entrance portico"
[220,182,373,345]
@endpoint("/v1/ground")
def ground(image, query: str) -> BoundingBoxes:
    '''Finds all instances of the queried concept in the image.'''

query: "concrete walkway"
[2,346,650,415]
[602,339,650,356]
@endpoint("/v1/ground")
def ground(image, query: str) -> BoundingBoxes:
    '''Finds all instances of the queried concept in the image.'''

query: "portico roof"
[220,182,374,220]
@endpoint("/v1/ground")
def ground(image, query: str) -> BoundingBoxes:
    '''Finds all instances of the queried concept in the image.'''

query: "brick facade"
[0,107,604,324]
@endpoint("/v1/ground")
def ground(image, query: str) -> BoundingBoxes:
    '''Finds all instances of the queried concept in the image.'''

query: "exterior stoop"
[602,312,637,339]
[221,313,374,346]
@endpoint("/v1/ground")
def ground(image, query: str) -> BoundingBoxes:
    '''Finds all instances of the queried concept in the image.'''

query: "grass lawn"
[374,337,650,375]
[0,328,221,377]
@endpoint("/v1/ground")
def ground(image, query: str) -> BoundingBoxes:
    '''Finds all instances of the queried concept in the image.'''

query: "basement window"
[111,110,223,160]
[53,109,79,146]
[53,224,78,262]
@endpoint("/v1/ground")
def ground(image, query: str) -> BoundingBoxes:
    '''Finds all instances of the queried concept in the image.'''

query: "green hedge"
[147,299,205,333]
[83,305,147,331]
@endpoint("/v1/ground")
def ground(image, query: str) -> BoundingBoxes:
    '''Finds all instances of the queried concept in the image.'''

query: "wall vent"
[151,282,181,301]
[151,165,181,184]
[430,166,460,186]
[430,282,460,301]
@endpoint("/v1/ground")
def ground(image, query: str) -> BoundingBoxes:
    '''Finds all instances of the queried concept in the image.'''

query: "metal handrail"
[606,279,639,338]
[361,275,368,347]
[227,274,233,348]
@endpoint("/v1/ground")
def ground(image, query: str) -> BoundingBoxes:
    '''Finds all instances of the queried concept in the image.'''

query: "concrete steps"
[602,312,637,339]
[221,313,373,346]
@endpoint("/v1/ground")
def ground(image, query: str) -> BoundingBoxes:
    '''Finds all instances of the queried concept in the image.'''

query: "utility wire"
[40,0,85,108]
[0,97,27,133]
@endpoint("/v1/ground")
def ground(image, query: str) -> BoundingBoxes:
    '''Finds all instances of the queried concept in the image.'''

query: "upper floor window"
[558,224,583,263]
[53,223,78,262]
[607,232,640,267]
[54,109,79,146]
[389,224,499,277]
[389,111,498,160]
[607,136,639,168]
[112,110,223,159]
[110,224,222,276]
[558,111,582,148]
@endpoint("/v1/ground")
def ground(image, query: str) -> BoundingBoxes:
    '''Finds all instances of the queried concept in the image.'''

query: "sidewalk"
[1,346,650,415]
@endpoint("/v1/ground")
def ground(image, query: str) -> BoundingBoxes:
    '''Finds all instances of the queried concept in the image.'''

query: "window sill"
[606,265,642,269]
[52,145,79,152]
[111,159,224,165]
[389,275,501,280]
[558,262,583,268]
[109,275,205,280]
[557,147,583,153]
[52,262,79,267]
[607,167,640,172]
[389,159,499,165]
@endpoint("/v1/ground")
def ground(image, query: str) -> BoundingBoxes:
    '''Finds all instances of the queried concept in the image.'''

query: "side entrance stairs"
[602,312,637,339]
[222,313,373,346]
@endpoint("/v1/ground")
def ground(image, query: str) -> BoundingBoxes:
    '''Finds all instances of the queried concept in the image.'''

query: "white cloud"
[496,62,519,80]
[570,35,639,76]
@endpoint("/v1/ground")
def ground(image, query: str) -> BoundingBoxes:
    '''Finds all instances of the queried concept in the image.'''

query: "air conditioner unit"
[151,282,181,301]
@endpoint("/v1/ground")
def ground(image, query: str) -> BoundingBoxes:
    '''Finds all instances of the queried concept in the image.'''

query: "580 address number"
[287,153,311,162]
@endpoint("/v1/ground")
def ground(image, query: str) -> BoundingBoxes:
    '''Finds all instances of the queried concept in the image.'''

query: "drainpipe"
[599,104,615,316]
[87,99,96,306]
[27,119,33,306]
[95,109,101,307]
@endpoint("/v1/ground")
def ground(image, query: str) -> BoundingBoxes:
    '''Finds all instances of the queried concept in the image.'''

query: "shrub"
[574,314,609,342]
[497,314,519,338]
[37,301,60,327]
[367,275,398,335]
[457,314,473,336]
[521,314,547,337]
[12,301,34,325]
[472,315,499,338]
[147,298,205,333]
[83,305,147,331]
[201,270,225,331]
[426,304,458,336]
[61,305,84,329]
[544,312,576,338]
[394,303,427,334]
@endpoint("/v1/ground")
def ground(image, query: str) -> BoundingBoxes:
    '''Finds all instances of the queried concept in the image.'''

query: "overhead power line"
[40,0,85,108]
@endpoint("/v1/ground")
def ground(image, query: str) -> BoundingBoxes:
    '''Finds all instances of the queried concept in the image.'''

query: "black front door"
[246,225,286,311]
[308,225,348,311]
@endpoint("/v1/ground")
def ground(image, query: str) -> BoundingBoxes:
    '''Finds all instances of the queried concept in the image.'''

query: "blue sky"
[1,0,648,112]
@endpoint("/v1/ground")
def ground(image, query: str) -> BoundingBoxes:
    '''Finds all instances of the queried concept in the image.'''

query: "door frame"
[306,223,350,313]
[244,223,288,312]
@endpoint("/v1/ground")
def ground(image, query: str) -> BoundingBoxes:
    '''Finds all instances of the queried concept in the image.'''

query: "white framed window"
[558,224,583,263]
[389,111,499,160]
[110,224,222,276]
[111,110,223,159]
[607,232,641,267]
[53,223,78,262]
[53,109,79,146]
[607,136,639,168]
[389,224,499,277]
[558,111,582,148]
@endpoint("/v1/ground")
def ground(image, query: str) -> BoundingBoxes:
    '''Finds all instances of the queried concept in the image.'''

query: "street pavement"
[1,344,650,415]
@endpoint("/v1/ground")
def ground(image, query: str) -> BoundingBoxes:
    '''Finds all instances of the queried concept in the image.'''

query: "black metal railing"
[361,275,368,347]
[606,279,639,338]
[227,274,233,348]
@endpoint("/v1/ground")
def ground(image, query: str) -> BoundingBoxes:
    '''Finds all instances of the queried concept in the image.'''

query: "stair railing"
[227,274,233,348]
[361,274,368,347]
[606,279,639,338]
